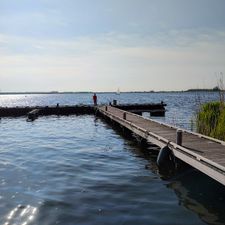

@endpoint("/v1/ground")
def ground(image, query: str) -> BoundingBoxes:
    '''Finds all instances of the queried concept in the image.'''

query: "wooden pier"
[98,106,225,186]
[0,103,166,118]
[0,105,94,117]
[114,102,166,116]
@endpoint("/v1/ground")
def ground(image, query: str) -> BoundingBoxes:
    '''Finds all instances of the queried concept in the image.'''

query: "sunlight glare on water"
[4,204,37,225]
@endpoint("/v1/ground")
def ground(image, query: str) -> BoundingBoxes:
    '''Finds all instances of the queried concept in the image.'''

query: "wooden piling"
[123,112,126,120]
[176,130,183,146]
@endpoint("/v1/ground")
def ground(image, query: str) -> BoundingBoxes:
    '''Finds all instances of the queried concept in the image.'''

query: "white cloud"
[0,29,225,91]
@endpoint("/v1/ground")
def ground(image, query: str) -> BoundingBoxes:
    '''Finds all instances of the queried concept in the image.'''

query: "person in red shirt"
[93,93,97,105]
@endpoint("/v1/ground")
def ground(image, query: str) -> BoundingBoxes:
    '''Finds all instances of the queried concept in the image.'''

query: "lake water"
[0,92,225,225]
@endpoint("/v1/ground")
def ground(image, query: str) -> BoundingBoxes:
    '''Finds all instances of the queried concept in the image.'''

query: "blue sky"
[0,0,225,92]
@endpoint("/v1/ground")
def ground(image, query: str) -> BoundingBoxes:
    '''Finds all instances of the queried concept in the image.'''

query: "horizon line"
[0,88,221,95]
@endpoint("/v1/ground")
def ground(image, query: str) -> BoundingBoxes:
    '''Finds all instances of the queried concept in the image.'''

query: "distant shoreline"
[0,89,222,95]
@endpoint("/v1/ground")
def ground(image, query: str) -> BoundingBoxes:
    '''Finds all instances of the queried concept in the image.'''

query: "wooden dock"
[0,103,166,118]
[114,102,166,116]
[98,106,225,186]
[0,105,94,117]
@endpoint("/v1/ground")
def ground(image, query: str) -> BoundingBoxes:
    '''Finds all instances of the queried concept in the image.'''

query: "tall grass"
[197,101,225,141]
[196,73,225,141]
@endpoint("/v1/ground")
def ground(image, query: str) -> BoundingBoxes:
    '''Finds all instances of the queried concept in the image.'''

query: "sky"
[0,0,225,92]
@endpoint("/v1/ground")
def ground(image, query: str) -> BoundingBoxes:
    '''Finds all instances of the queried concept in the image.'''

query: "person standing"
[93,93,97,105]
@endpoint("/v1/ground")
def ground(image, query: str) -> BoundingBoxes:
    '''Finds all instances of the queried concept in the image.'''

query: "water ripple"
[0,92,224,225]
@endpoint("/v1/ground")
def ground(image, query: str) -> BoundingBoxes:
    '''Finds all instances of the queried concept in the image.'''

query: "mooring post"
[123,112,126,120]
[105,106,108,111]
[176,130,183,146]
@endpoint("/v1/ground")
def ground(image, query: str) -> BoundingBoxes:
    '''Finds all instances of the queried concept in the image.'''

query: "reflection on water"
[166,169,225,225]
[146,150,225,225]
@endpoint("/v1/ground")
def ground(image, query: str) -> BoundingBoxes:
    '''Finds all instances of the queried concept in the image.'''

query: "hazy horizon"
[0,87,222,94]
[0,0,225,92]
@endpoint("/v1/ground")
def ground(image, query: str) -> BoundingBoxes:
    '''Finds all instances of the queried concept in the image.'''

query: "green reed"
[197,101,225,141]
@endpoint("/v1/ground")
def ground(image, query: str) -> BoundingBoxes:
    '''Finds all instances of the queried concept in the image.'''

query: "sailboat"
[116,88,120,95]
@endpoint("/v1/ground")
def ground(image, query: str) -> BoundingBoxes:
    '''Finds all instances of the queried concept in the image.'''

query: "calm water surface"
[0,92,224,225]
